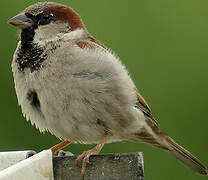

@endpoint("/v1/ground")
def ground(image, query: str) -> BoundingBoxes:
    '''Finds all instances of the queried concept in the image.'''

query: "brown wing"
[135,90,158,125]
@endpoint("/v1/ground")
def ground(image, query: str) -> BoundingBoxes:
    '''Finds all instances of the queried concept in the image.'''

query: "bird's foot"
[76,133,110,179]
[76,147,99,178]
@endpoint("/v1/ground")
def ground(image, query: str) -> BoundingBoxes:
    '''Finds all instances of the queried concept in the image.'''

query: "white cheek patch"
[62,29,88,42]
[33,21,71,45]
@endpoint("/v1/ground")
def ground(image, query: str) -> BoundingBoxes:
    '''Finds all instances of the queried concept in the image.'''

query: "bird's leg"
[76,133,110,178]
[50,140,71,155]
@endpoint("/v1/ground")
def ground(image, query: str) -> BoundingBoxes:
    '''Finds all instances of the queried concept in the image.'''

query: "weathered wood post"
[53,152,144,180]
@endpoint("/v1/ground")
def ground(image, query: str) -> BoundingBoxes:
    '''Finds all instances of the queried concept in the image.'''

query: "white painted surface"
[0,150,54,180]
[0,150,36,171]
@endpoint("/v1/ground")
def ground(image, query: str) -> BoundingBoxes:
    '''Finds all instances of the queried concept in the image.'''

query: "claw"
[76,151,87,167]
[76,149,97,179]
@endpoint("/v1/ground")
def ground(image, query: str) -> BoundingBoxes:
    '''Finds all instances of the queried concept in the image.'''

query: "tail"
[165,136,207,175]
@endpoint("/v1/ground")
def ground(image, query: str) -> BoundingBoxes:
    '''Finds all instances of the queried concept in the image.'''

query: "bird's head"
[8,2,87,45]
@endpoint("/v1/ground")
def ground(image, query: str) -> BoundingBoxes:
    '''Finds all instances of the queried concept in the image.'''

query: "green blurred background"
[1,0,207,179]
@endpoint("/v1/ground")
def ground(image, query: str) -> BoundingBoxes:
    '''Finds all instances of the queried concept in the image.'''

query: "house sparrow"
[8,2,207,178]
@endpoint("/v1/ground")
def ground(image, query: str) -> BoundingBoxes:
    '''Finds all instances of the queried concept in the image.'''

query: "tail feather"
[166,136,207,175]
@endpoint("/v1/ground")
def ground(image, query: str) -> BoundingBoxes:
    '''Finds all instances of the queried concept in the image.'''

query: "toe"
[76,151,87,167]
[81,160,87,178]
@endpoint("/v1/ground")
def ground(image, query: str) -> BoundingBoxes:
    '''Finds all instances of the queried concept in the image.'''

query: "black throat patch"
[16,42,46,72]
[16,25,47,72]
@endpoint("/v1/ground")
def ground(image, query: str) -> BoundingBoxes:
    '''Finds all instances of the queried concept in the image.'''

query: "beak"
[8,12,33,29]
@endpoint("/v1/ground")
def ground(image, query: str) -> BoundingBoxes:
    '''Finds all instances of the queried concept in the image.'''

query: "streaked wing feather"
[135,91,158,125]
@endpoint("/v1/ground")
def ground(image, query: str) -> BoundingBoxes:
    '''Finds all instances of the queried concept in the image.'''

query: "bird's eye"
[38,12,53,26]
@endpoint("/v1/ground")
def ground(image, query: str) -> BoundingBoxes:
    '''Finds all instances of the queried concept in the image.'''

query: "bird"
[8,2,207,178]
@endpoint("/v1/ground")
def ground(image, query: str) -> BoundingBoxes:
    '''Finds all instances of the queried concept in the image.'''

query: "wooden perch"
[53,152,144,180]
